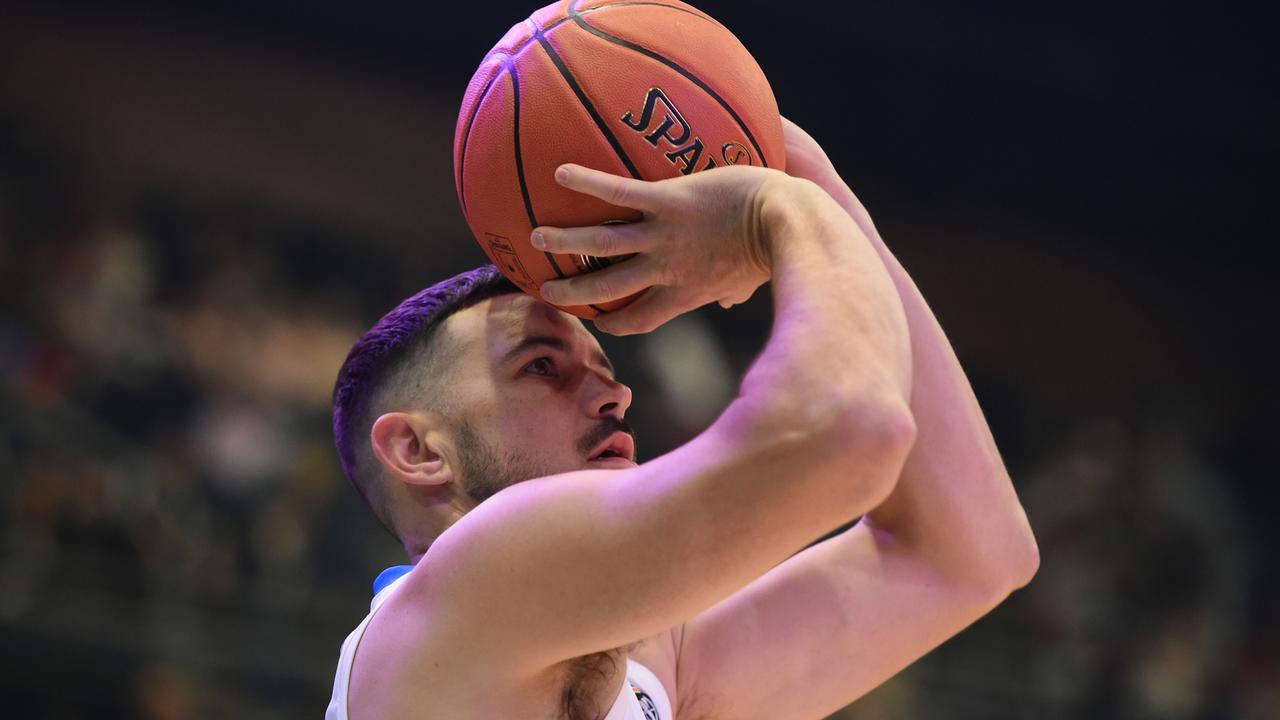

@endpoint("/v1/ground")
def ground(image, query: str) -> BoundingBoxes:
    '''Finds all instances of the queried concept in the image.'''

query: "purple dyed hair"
[332,264,518,539]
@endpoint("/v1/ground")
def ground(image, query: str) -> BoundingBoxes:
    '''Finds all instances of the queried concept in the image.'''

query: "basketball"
[453,0,785,318]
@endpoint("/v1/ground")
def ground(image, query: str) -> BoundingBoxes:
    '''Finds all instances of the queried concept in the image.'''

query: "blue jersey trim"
[373,565,415,597]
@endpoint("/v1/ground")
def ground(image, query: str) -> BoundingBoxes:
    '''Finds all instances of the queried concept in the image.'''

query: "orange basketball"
[453,0,785,318]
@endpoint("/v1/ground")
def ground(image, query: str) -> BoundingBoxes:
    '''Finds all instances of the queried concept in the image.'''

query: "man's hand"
[532,163,794,336]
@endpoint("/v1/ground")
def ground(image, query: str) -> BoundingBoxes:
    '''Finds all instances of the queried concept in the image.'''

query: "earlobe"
[370,412,455,487]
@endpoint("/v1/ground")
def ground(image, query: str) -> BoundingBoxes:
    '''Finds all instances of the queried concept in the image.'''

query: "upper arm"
[406,399,913,676]
[673,520,1018,720]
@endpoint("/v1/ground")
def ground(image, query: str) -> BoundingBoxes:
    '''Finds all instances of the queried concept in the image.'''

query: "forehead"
[445,292,606,363]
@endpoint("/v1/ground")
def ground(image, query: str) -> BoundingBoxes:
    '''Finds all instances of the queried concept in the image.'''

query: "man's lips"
[587,431,636,463]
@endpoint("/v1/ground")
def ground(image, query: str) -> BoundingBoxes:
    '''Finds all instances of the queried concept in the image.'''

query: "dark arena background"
[0,1,1272,718]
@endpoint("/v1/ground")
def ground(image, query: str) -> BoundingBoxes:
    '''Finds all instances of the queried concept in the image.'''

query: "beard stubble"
[456,416,634,505]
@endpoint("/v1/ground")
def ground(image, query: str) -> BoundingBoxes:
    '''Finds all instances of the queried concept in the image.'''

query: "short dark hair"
[332,265,518,540]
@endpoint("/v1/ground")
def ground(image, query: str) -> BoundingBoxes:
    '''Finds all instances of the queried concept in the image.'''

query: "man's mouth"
[587,431,636,464]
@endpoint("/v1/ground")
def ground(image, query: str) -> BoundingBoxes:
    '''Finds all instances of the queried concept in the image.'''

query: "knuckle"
[593,276,614,300]
[558,281,579,303]
[595,229,616,256]
[568,229,591,253]
[657,260,679,288]
[609,182,631,207]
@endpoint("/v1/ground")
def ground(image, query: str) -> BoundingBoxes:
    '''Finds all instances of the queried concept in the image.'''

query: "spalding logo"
[621,87,754,175]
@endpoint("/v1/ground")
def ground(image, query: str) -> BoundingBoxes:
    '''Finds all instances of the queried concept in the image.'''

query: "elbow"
[843,395,917,467]
[824,394,917,507]
[731,388,915,512]
[870,397,918,458]
[983,519,1041,598]
[998,494,1042,592]
[742,384,916,456]
[1008,528,1041,590]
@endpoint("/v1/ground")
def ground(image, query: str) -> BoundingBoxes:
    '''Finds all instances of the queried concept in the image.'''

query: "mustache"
[577,416,636,458]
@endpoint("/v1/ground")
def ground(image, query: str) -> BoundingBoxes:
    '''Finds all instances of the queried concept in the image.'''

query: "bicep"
[675,521,1010,720]
[415,410,871,675]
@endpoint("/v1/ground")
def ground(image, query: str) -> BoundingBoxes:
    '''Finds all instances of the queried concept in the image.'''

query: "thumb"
[717,287,756,309]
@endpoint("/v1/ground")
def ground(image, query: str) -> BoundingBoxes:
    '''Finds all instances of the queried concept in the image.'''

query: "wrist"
[757,176,832,262]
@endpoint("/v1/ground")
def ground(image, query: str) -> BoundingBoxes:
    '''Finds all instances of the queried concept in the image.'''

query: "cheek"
[499,404,580,459]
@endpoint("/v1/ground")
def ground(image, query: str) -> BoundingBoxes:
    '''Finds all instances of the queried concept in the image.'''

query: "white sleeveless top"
[326,567,673,720]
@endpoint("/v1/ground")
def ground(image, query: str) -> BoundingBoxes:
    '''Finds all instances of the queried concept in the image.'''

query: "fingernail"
[531,230,547,249]
[539,282,556,302]
[555,165,570,183]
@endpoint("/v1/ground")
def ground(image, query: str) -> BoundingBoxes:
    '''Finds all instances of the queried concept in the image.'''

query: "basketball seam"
[486,16,572,63]
[532,30,637,315]
[566,0,769,168]
[488,2,729,317]
[576,1,722,29]
[513,45,609,315]
[485,1,719,65]
[457,60,507,216]
[507,58,571,281]
[533,34,643,182]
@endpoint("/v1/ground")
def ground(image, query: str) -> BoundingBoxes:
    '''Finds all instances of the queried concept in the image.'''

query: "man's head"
[332,265,634,556]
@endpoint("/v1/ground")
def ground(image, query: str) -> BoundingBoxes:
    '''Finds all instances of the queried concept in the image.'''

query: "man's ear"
[370,412,455,488]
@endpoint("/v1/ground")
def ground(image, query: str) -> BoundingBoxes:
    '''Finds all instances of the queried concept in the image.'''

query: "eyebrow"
[501,335,615,376]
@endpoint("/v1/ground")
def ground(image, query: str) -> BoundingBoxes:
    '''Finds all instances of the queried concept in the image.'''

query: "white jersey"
[326,567,673,720]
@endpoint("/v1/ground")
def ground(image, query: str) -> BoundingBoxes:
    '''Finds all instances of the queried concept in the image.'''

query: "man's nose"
[591,373,633,419]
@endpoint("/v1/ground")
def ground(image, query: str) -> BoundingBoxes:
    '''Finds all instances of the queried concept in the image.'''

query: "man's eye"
[524,357,555,376]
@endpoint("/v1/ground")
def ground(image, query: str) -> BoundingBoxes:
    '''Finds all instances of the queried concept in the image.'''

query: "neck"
[396,487,473,563]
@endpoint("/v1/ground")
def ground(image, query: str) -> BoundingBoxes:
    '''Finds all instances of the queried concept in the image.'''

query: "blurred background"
[0,0,1272,718]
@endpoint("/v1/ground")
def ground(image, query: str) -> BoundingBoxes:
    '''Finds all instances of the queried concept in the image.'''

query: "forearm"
[824,178,1038,588]
[867,245,1037,587]
[744,178,912,418]
[736,177,916,513]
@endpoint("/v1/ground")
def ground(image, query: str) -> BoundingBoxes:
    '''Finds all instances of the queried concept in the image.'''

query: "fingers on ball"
[541,262,653,306]
[555,164,660,213]
[532,224,642,257]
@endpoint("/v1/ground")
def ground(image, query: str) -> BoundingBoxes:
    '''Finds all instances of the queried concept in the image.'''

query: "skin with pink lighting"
[345,118,1039,720]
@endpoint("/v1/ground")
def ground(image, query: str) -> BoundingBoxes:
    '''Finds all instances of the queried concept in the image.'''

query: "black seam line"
[577,1,721,28]
[567,1,768,168]
[457,64,506,215]
[530,7,634,316]
[485,15,573,64]
[487,2,718,68]
[508,58,569,280]
[534,28,638,314]
[534,33,643,180]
